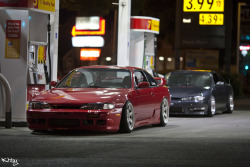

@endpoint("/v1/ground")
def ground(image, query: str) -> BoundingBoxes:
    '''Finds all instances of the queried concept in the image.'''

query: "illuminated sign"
[183,18,192,23]
[80,49,101,61]
[240,45,250,51]
[5,20,21,59]
[199,13,224,25]
[33,0,55,12]
[183,0,224,12]
[130,16,160,34]
[0,0,55,12]
[72,36,104,47]
[71,19,105,37]
[76,17,100,30]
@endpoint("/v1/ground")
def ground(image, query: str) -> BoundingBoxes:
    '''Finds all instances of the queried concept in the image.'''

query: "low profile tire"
[158,98,169,126]
[224,94,234,114]
[119,101,135,133]
[207,96,216,117]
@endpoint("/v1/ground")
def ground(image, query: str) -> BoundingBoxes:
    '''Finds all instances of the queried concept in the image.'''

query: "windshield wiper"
[87,85,106,88]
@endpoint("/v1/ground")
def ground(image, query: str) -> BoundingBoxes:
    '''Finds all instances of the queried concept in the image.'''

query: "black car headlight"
[28,102,52,109]
[182,96,205,102]
[80,103,115,110]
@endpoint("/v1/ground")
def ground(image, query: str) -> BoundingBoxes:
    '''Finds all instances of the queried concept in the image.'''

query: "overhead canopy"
[0,0,55,13]
[130,16,160,34]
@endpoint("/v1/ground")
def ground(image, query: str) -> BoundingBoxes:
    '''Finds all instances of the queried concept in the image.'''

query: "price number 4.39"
[199,13,224,25]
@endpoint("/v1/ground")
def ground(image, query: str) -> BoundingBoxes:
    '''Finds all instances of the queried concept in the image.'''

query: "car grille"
[50,105,81,109]
[80,103,103,110]
[170,107,183,113]
[49,119,80,127]
[171,97,182,101]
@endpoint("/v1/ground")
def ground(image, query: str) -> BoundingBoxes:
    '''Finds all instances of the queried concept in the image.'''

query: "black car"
[165,70,234,117]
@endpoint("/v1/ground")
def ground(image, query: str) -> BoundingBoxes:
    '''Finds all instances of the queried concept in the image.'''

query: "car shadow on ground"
[170,112,230,118]
[170,115,206,118]
[30,124,179,137]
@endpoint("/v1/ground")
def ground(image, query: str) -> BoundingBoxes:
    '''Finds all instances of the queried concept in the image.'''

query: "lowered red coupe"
[27,66,170,133]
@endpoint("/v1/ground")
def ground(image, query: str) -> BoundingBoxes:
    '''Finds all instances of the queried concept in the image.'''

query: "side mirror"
[137,82,150,88]
[50,81,58,87]
[154,77,166,86]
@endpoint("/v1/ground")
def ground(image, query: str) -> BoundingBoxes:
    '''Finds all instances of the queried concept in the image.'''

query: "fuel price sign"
[183,0,224,12]
[199,13,224,25]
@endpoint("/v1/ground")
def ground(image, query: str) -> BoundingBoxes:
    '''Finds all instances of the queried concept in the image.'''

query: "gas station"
[0,0,160,126]
[0,0,59,125]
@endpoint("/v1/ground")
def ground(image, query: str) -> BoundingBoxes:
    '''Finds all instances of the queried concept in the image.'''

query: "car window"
[167,72,211,87]
[143,70,158,86]
[57,68,131,88]
[213,73,219,84]
[134,71,148,87]
[217,73,226,83]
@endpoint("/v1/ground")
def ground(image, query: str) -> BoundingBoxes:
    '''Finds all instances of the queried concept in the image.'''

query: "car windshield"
[57,68,132,88]
[167,72,211,87]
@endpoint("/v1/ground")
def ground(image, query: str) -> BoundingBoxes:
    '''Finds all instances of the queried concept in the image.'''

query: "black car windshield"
[57,68,132,88]
[167,72,212,87]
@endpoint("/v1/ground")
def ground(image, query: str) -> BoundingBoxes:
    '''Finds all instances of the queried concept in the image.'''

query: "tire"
[207,96,216,117]
[224,94,234,114]
[119,101,135,133]
[158,98,169,126]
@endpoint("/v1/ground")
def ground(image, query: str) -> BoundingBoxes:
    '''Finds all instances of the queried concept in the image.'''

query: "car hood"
[168,86,211,98]
[31,88,130,104]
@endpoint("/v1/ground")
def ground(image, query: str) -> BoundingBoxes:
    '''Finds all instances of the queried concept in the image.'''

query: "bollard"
[0,73,12,128]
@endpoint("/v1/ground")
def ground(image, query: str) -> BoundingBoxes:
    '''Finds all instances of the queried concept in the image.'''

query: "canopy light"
[159,56,164,61]
[72,19,105,37]
[72,36,104,47]
[106,57,112,61]
[80,48,101,61]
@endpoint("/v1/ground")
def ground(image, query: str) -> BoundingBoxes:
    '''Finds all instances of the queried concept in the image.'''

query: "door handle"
[151,92,154,96]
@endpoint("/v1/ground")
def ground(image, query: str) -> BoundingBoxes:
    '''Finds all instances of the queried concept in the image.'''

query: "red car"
[27,66,170,133]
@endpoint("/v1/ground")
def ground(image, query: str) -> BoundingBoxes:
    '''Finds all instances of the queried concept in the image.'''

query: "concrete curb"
[0,120,27,127]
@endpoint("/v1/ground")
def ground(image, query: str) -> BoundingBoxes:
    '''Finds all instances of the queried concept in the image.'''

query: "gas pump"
[28,44,48,85]
[27,43,48,101]
[0,0,59,119]
[129,16,160,75]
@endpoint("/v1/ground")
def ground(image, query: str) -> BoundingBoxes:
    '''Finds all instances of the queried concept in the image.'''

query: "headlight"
[80,103,115,110]
[103,103,115,109]
[181,96,204,102]
[28,102,52,109]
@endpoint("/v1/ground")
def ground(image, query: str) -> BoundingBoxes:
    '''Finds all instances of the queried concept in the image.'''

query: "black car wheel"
[207,96,216,117]
[158,98,169,126]
[224,94,234,114]
[119,101,134,133]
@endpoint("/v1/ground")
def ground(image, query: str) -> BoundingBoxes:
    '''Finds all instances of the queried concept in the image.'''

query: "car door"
[217,73,230,106]
[133,70,156,121]
[212,73,226,109]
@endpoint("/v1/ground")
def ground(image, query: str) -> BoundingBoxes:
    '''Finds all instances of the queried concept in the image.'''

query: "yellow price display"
[199,13,224,25]
[183,0,224,12]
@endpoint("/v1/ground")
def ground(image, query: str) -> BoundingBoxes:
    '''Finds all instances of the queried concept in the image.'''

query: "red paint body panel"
[27,66,170,132]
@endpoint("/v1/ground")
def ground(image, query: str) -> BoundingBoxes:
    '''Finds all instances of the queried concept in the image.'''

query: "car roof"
[170,70,213,74]
[76,65,142,71]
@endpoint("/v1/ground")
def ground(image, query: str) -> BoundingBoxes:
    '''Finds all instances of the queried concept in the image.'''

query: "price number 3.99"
[183,0,224,12]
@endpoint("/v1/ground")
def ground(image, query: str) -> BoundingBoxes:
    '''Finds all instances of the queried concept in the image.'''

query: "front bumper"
[26,108,123,132]
[170,100,208,115]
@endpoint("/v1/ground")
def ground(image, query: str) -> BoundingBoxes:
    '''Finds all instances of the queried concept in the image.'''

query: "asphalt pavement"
[0,98,249,167]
